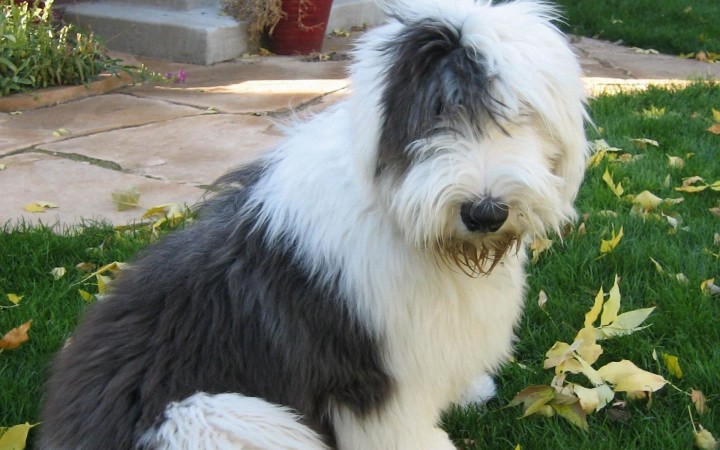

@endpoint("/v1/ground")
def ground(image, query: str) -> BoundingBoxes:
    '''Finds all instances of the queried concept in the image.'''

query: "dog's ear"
[375,19,502,177]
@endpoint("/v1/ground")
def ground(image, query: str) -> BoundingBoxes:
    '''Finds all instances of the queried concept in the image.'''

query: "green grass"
[2,83,719,448]
[0,222,159,429]
[443,82,720,448]
[553,0,720,55]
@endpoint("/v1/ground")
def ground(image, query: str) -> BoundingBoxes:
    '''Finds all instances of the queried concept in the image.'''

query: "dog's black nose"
[460,199,508,233]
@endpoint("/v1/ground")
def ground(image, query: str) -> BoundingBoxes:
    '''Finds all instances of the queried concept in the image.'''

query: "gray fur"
[377,19,505,178]
[39,162,391,449]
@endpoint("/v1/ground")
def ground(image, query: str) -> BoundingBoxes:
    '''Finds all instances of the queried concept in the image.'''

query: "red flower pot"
[269,0,333,55]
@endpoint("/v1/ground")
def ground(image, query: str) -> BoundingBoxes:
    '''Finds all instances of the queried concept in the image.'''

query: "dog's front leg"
[331,397,458,450]
[457,373,497,407]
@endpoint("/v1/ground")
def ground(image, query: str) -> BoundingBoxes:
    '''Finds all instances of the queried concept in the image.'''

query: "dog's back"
[39,166,389,449]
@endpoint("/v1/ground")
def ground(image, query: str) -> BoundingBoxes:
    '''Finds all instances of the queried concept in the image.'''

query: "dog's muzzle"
[460,199,508,233]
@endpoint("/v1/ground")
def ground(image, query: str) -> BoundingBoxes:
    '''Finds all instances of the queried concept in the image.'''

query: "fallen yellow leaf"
[599,307,656,339]
[50,267,66,280]
[23,203,44,213]
[600,276,621,326]
[694,427,718,450]
[630,138,660,149]
[650,257,664,273]
[600,226,624,254]
[544,341,576,371]
[707,124,720,135]
[597,360,667,393]
[588,140,622,168]
[632,190,663,211]
[78,289,94,302]
[667,155,685,169]
[602,169,624,197]
[701,278,720,296]
[508,385,555,416]
[538,290,548,310]
[584,287,604,328]
[662,353,683,379]
[0,422,37,450]
[574,326,603,364]
[23,201,58,213]
[676,185,708,193]
[111,186,141,211]
[642,106,666,119]
[6,293,23,305]
[568,383,614,414]
[551,401,589,432]
[530,237,553,263]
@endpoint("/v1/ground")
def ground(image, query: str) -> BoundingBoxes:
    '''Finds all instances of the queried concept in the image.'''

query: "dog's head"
[349,0,589,274]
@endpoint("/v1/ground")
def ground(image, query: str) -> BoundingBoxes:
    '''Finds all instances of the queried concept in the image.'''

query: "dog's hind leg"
[138,392,329,450]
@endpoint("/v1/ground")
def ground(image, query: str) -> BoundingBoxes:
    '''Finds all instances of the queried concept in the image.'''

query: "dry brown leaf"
[707,124,720,135]
[0,320,33,350]
[75,262,97,272]
[692,389,709,415]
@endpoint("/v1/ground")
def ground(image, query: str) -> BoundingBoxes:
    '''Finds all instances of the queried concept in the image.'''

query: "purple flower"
[175,69,188,84]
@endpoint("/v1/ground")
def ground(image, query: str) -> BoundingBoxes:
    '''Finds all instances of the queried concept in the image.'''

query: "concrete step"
[62,2,247,65]
[61,0,385,65]
[119,0,218,10]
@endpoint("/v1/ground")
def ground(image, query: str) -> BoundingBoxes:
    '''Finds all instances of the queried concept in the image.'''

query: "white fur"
[139,393,328,450]
[143,0,587,448]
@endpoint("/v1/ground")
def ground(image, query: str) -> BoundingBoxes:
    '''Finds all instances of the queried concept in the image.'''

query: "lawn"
[553,0,720,56]
[443,81,720,449]
[2,82,719,448]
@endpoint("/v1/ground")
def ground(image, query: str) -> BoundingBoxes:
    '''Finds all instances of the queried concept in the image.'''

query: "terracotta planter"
[269,0,333,55]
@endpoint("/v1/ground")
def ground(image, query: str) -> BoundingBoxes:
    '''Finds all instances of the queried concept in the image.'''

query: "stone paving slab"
[573,37,720,81]
[40,114,284,186]
[2,34,719,228]
[0,152,204,227]
[0,94,203,156]
[126,57,349,113]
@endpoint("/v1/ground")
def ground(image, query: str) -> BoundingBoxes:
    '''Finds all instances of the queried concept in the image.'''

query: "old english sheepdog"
[39,0,588,448]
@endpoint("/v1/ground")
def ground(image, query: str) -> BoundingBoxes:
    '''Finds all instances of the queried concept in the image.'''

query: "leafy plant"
[0,0,133,96]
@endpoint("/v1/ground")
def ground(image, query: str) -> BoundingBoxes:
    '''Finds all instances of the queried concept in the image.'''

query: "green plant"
[0,0,130,96]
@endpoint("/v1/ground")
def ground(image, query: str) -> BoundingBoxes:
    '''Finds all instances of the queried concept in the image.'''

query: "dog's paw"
[457,373,497,406]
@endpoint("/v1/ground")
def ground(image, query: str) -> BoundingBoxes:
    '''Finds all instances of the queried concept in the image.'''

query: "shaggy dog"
[39,0,588,448]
